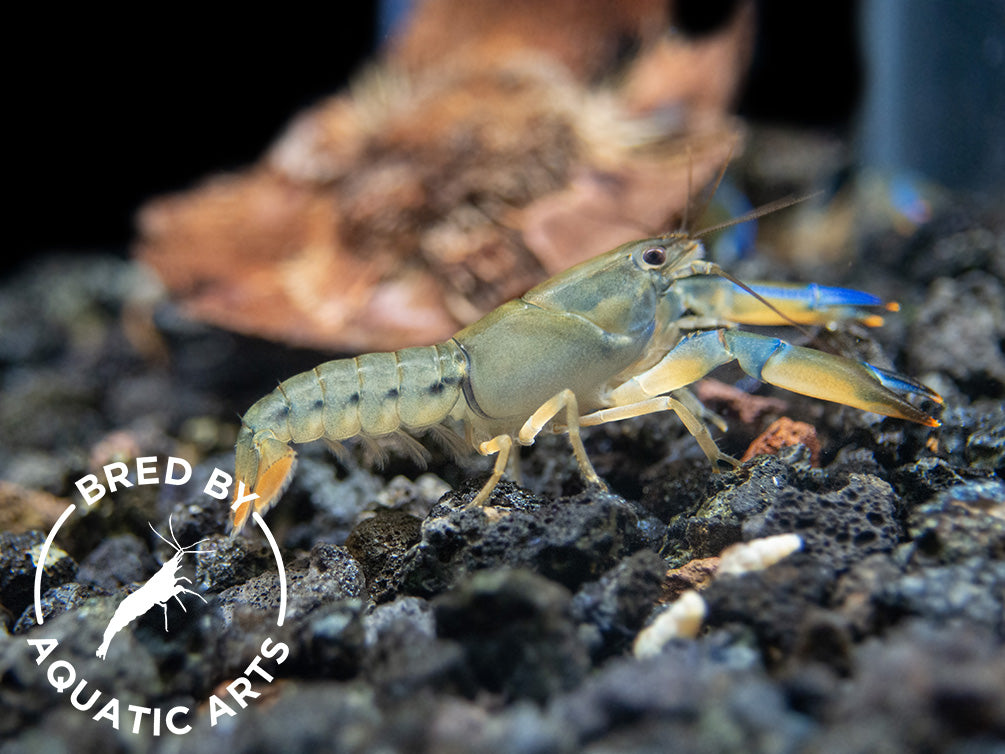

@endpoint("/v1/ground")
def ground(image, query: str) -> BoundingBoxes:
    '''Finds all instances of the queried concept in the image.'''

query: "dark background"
[7,3,865,275]
[8,8,378,272]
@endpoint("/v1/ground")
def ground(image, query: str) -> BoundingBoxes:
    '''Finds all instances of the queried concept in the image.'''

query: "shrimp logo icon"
[95,516,211,660]
[26,455,290,738]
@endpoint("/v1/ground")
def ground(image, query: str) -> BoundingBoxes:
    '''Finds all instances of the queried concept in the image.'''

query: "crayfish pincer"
[229,230,941,531]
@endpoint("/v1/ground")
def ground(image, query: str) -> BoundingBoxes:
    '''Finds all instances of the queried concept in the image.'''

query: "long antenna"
[675,145,825,337]
[687,140,739,234]
[681,144,693,232]
[692,192,821,240]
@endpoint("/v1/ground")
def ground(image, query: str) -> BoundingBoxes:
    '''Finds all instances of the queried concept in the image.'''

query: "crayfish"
[229,209,941,530]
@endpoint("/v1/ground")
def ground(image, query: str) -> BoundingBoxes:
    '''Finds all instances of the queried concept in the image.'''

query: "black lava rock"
[398,483,661,597]
[433,568,590,702]
[1,530,77,627]
[570,549,665,659]
[345,509,424,602]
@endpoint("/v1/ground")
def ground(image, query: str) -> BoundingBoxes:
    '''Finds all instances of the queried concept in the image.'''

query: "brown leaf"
[134,0,754,351]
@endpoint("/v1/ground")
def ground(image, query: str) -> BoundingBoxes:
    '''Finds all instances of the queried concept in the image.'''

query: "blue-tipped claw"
[747,282,884,309]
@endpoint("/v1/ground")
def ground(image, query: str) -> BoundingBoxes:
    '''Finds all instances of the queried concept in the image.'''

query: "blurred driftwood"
[136,0,754,351]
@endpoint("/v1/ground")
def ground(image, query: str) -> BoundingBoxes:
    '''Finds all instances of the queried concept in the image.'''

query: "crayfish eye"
[641,247,666,266]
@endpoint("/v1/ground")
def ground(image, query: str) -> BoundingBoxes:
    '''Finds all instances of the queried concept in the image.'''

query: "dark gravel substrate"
[1,193,1003,753]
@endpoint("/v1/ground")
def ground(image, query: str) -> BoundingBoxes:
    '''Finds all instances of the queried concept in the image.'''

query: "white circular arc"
[34,504,77,625]
[252,511,287,627]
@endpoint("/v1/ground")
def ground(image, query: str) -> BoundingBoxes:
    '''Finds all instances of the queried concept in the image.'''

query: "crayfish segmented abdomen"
[232,343,468,529]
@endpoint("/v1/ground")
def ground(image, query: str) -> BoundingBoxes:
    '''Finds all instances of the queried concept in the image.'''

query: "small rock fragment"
[661,556,720,601]
[741,417,820,465]
[345,509,423,602]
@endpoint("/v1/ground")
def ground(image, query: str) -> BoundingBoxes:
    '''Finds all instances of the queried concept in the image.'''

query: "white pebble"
[718,533,803,575]
[633,590,707,658]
